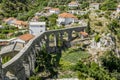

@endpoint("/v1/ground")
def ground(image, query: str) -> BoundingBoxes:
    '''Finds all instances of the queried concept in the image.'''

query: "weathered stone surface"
[2,26,86,79]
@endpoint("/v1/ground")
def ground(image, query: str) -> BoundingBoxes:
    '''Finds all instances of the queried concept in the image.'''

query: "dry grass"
[89,11,110,34]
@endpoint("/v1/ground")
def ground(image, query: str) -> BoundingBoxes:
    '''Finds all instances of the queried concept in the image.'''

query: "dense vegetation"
[0,0,47,21]
[29,46,120,80]
[100,0,117,10]
[0,23,27,39]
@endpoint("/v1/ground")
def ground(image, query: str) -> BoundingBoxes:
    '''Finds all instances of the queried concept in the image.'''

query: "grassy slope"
[58,48,90,78]
[61,48,90,63]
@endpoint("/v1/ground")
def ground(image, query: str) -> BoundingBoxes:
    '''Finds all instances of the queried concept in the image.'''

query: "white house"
[29,22,46,35]
[68,1,79,7]
[117,5,120,13]
[89,3,99,10]
[57,12,78,25]
[12,34,35,44]
[49,8,60,14]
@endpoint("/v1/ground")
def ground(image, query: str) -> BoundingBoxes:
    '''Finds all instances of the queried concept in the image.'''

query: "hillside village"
[0,0,120,80]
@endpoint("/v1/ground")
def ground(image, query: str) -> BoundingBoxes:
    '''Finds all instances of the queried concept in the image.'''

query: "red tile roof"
[59,12,78,19]
[3,17,16,22]
[50,8,60,11]
[14,20,28,26]
[80,31,88,36]
[19,34,35,42]
[69,1,78,5]
[44,7,51,10]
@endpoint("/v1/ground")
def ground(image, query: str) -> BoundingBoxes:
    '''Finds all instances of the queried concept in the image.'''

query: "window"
[40,30,42,32]
[40,25,43,27]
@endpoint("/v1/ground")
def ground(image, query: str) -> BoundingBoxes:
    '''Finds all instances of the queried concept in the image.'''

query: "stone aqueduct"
[2,26,86,80]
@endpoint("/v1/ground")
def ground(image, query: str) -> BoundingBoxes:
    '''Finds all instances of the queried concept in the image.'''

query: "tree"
[101,51,120,72]
[107,19,119,34]
[81,2,89,9]
[0,0,47,20]
[48,14,58,28]
[100,0,117,11]
[85,21,91,34]
[29,75,41,80]
[73,60,115,80]
[94,34,100,42]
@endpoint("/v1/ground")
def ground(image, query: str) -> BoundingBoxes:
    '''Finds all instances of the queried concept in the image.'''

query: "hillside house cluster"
[3,18,28,29]
[31,7,60,22]
[1,0,100,48]
[31,1,97,26]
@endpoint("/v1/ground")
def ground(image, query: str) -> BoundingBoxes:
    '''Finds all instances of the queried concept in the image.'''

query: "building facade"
[29,22,46,35]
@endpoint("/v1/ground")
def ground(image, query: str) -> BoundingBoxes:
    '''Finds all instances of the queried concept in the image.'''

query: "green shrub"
[29,75,42,80]
[95,22,103,26]
[94,34,100,42]
[73,61,116,80]
[2,56,11,64]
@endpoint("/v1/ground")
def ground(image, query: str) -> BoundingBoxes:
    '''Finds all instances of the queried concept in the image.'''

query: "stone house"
[89,3,99,10]
[68,1,79,8]
[49,8,60,14]
[57,12,78,25]
[11,20,28,29]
